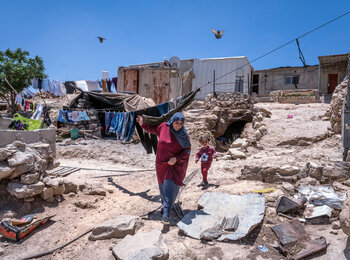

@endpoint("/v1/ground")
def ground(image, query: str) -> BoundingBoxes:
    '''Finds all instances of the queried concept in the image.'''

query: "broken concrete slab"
[7,181,45,199]
[89,215,141,240]
[177,192,265,241]
[112,229,168,260]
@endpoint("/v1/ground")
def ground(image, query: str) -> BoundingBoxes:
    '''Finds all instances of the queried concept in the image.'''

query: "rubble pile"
[324,80,349,134]
[56,109,101,139]
[240,161,350,185]
[0,141,64,204]
[184,93,254,150]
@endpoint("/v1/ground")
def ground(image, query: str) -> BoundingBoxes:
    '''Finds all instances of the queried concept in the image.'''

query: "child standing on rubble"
[195,136,217,186]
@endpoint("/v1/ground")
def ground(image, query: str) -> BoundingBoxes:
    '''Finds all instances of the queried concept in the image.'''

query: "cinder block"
[40,129,56,155]
[15,130,41,144]
[0,130,16,147]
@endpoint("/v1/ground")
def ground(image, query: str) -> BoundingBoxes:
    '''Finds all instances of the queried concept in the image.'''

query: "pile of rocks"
[0,141,66,204]
[324,79,349,134]
[188,92,253,111]
[251,107,271,141]
[240,161,350,185]
[185,93,254,147]
[88,215,168,259]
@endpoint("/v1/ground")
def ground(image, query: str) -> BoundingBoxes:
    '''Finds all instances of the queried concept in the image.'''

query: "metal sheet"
[271,220,308,246]
[152,70,170,105]
[292,237,327,260]
[177,192,265,241]
[124,69,138,93]
[304,205,332,219]
[191,57,253,99]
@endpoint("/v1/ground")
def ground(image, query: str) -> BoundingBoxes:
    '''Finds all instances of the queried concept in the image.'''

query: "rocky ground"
[1,102,350,260]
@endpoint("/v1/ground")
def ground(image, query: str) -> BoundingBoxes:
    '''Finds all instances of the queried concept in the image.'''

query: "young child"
[195,136,217,186]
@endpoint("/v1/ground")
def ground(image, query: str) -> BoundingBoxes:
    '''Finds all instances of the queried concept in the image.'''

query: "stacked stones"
[202,93,253,111]
[324,80,349,134]
[0,141,65,204]
[251,107,270,141]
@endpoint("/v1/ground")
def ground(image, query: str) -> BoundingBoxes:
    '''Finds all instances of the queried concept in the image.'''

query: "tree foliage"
[0,48,47,114]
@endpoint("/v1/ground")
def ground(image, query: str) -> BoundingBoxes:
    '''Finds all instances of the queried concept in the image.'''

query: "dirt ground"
[1,102,350,260]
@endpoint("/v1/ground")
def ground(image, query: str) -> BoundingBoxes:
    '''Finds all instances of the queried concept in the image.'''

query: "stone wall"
[0,141,63,205]
[0,128,56,155]
[324,80,349,134]
[184,93,254,151]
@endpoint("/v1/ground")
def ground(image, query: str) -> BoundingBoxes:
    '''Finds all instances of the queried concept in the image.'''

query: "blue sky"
[1,0,349,81]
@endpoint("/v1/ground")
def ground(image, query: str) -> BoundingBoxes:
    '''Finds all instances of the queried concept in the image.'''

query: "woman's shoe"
[161,215,170,224]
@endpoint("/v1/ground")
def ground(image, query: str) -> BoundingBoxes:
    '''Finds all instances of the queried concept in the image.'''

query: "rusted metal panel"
[292,237,327,260]
[271,220,308,246]
[124,69,138,93]
[152,70,170,105]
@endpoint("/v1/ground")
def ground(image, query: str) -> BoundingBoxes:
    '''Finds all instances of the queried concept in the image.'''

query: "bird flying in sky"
[97,36,106,43]
[211,28,224,39]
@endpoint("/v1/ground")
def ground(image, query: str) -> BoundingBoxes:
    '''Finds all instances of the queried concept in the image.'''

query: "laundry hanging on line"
[103,111,135,142]
[57,110,90,124]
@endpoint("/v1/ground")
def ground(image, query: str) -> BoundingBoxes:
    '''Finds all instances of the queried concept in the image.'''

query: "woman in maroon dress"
[136,112,191,224]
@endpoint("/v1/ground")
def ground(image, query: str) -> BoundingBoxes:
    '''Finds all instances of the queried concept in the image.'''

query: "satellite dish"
[169,56,181,68]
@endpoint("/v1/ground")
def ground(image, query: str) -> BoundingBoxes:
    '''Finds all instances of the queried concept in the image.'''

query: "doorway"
[328,74,338,94]
[252,74,259,93]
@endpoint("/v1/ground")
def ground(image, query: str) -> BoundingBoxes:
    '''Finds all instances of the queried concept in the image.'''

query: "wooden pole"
[213,70,216,97]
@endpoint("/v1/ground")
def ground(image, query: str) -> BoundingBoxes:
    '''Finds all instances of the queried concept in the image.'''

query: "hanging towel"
[101,80,107,92]
[157,102,169,116]
[59,82,66,96]
[116,112,125,139]
[57,110,67,123]
[105,112,111,133]
[106,79,112,92]
[112,77,118,92]
[75,81,89,92]
[108,112,117,134]
[120,112,129,140]
[86,80,99,92]
[125,112,135,141]
[78,111,90,121]
[31,104,44,120]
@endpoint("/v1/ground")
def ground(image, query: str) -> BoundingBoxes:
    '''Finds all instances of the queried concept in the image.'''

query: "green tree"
[0,48,47,115]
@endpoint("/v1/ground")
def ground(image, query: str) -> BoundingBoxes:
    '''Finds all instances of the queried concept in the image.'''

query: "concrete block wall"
[0,128,56,155]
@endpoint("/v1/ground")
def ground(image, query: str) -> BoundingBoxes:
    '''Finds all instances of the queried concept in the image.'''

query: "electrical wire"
[197,10,350,91]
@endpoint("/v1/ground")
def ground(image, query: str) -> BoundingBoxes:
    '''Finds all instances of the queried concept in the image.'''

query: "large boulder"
[7,152,35,167]
[112,230,169,260]
[7,181,45,199]
[89,215,141,240]
[20,172,40,185]
[228,148,246,159]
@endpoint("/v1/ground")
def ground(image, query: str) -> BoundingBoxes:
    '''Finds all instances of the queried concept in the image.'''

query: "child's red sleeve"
[195,148,202,161]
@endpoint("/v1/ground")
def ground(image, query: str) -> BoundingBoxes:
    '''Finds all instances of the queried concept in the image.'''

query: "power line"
[197,10,350,91]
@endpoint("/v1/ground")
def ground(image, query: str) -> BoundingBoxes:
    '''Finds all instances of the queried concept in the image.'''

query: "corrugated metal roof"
[192,57,253,99]
[318,53,348,65]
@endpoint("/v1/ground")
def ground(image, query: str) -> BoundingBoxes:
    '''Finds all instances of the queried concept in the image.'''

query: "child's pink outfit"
[196,146,216,183]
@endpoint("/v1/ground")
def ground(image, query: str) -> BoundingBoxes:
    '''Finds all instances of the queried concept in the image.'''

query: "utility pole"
[213,70,216,98]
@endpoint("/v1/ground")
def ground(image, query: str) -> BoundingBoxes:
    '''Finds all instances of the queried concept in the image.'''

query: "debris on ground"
[89,215,141,240]
[177,192,265,241]
[112,229,169,260]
